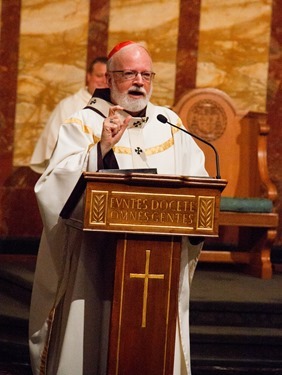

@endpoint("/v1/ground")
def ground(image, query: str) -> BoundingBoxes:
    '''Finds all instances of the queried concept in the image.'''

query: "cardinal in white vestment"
[29,41,208,375]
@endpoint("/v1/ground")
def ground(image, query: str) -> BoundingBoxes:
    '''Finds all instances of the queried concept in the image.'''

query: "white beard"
[111,82,152,113]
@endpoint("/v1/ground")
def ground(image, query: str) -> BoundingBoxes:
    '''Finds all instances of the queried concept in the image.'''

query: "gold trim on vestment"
[93,135,100,144]
[39,307,56,375]
[68,118,180,156]
[94,132,179,156]
[66,117,94,136]
[144,137,175,156]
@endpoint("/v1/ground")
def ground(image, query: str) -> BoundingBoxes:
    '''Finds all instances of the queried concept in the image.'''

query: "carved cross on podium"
[130,249,164,328]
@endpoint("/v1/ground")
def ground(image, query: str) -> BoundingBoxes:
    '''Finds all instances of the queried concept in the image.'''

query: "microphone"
[157,114,221,179]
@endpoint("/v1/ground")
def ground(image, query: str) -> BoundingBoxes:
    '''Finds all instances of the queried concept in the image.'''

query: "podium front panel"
[107,234,181,375]
[60,173,227,374]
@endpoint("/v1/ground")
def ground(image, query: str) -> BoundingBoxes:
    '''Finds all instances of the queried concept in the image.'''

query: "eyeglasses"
[109,70,156,82]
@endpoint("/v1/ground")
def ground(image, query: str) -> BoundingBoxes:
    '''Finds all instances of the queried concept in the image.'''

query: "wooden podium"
[61,172,226,375]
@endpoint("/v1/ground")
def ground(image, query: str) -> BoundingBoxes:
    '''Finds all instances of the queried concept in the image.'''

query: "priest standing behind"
[30,56,108,174]
[29,41,208,375]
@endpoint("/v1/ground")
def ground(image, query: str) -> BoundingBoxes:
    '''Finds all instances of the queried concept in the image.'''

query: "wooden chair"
[173,88,279,279]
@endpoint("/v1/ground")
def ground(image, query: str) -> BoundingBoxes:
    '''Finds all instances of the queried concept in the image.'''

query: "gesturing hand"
[100,105,132,158]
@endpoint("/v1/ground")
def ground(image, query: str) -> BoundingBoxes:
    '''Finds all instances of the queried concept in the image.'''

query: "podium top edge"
[82,171,227,189]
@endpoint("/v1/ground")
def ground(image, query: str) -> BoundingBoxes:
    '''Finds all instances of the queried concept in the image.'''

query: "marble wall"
[14,0,90,167]
[0,0,281,245]
[13,0,273,167]
[196,0,272,112]
[108,0,180,107]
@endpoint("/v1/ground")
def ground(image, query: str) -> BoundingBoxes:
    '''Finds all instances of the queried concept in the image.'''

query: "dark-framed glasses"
[109,70,156,82]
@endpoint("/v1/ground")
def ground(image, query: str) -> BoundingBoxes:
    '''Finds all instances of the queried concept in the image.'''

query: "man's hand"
[100,105,131,158]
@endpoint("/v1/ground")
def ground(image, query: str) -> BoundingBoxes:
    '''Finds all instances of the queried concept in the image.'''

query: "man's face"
[107,46,154,115]
[87,62,108,95]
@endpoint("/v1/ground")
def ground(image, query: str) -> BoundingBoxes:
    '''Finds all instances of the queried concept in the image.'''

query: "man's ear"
[106,73,112,87]
[86,72,91,85]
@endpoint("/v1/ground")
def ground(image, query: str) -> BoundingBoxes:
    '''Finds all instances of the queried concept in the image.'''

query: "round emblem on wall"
[187,99,227,142]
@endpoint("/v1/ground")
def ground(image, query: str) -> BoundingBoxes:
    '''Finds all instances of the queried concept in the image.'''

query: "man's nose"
[133,73,144,85]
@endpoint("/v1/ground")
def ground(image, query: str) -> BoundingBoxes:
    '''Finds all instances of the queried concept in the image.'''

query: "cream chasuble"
[29,90,208,375]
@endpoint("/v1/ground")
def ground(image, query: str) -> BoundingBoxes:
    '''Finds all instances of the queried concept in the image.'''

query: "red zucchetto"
[108,41,136,59]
